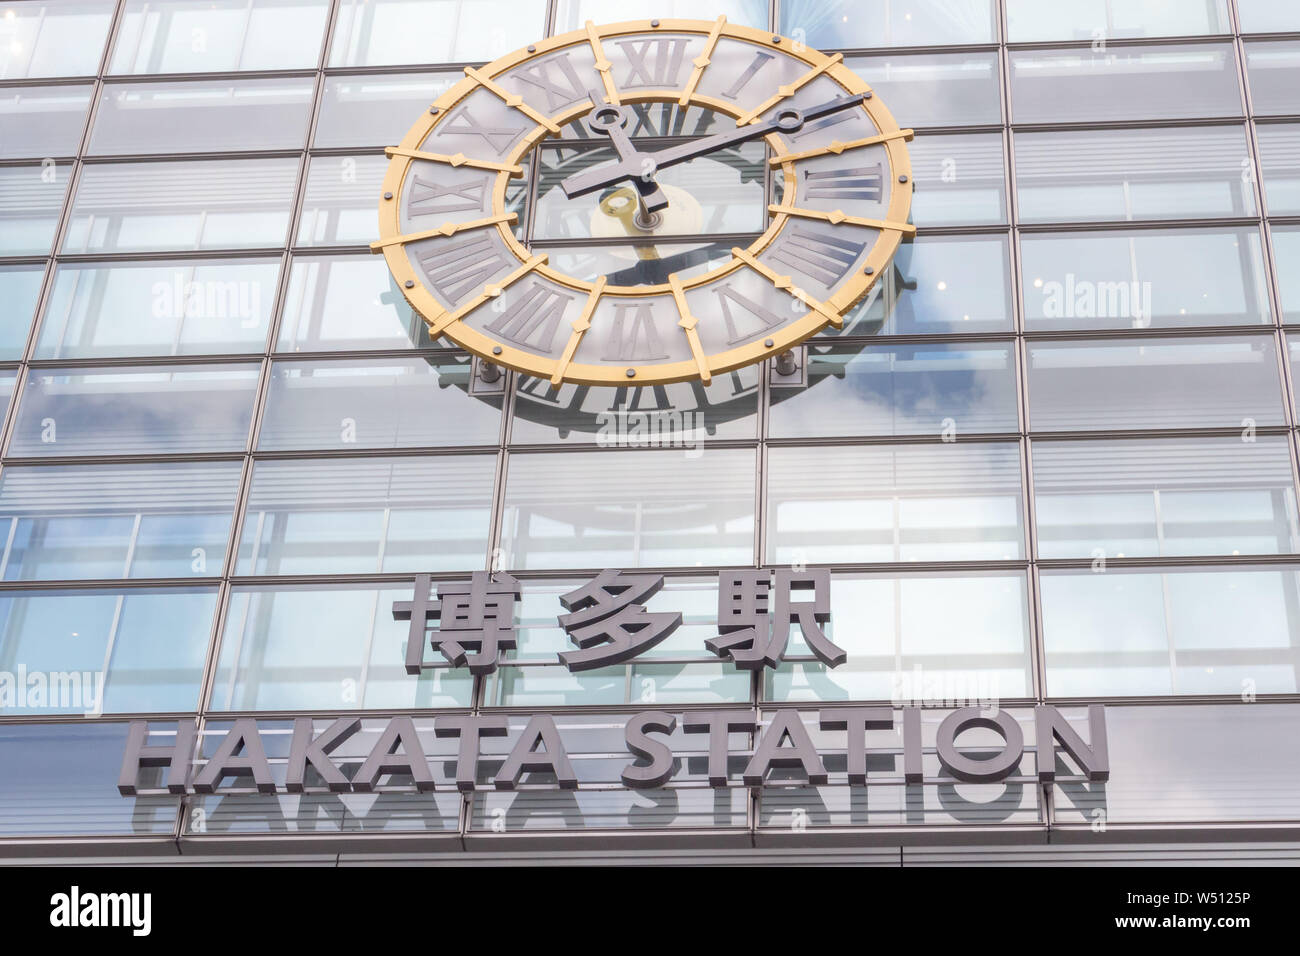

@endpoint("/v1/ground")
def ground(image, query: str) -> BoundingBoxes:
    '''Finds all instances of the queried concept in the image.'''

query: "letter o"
[935,707,1024,783]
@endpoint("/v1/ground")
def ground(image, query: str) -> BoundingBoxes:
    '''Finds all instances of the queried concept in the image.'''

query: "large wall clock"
[373,17,914,386]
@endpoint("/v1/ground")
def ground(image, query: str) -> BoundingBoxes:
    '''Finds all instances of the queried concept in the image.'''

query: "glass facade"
[0,0,1298,856]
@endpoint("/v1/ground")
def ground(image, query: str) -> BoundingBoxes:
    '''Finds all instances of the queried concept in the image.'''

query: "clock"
[373,17,914,386]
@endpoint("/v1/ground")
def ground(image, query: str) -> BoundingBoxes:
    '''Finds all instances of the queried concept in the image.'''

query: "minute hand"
[558,94,870,201]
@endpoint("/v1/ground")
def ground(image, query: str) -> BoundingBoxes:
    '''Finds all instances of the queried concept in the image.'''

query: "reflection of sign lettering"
[117,705,1108,795]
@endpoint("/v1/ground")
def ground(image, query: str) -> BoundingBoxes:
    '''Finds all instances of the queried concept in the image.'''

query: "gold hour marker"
[768,129,914,165]
[384,145,523,175]
[551,276,606,385]
[369,213,517,251]
[735,53,847,126]
[668,273,711,384]
[585,20,620,106]
[678,15,727,106]
[464,66,562,133]
[768,204,916,235]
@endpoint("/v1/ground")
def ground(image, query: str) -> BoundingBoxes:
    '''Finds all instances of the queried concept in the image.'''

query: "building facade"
[1,0,1300,864]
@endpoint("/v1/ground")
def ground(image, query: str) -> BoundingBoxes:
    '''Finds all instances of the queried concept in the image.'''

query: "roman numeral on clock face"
[713,283,787,345]
[721,51,775,99]
[407,176,487,216]
[615,37,690,88]
[602,302,669,361]
[484,284,574,350]
[441,109,524,152]
[802,163,884,202]
[416,233,516,303]
[767,225,867,287]
[513,53,588,110]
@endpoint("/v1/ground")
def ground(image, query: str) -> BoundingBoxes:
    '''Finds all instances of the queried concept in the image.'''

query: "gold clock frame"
[373,17,914,386]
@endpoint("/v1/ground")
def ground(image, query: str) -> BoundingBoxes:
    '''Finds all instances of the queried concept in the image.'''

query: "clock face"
[374,17,914,386]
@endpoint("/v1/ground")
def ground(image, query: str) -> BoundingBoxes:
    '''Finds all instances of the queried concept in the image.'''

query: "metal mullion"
[827,43,1001,58]
[1004,33,1237,53]
[193,0,344,735]
[1020,324,1287,341]
[25,352,269,370]
[1230,0,1300,526]
[1015,215,1262,234]
[1010,115,1247,134]
[99,68,319,85]
[997,0,1045,706]
[78,147,305,164]
[51,247,296,263]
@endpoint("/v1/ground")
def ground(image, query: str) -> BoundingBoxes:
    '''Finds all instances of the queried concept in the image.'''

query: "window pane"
[846,52,1001,127]
[779,0,997,48]
[277,253,441,351]
[1041,567,1300,696]
[0,84,92,158]
[1006,0,1231,42]
[35,257,278,359]
[63,158,298,253]
[296,153,386,247]
[1237,0,1300,34]
[329,0,547,67]
[1277,226,1300,323]
[556,0,766,32]
[0,588,217,714]
[508,373,759,445]
[314,71,459,149]
[501,447,755,569]
[1014,126,1255,223]
[0,0,113,79]
[1010,44,1241,124]
[0,722,179,835]
[1026,335,1286,432]
[258,356,501,450]
[767,442,1025,564]
[236,455,495,574]
[10,363,259,456]
[769,342,1018,439]
[1034,435,1298,559]
[89,77,314,155]
[1244,41,1300,116]
[1256,123,1300,216]
[766,571,1032,703]
[1020,227,1272,330]
[109,0,330,74]
[828,234,1013,336]
[0,262,44,359]
[908,133,1005,226]
[0,162,69,255]
[211,583,474,711]
[0,461,241,580]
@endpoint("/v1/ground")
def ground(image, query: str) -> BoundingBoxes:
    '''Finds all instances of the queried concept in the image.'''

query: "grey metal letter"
[622,711,678,789]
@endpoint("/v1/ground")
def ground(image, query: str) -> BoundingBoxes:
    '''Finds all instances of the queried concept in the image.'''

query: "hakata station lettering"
[117,705,1107,796]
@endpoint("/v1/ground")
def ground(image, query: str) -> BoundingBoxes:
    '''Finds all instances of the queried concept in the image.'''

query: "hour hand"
[568,103,668,212]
